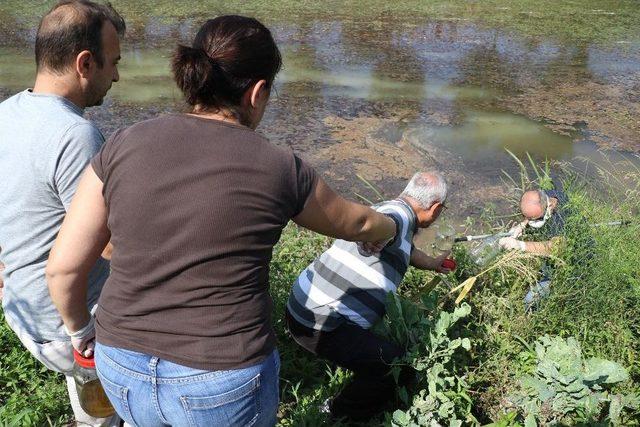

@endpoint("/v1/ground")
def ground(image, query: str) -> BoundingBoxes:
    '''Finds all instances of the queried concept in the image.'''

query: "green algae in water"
[418,111,576,161]
[2,0,639,45]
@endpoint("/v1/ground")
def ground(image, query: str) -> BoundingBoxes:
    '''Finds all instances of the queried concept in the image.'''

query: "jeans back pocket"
[97,371,136,425]
[180,373,261,427]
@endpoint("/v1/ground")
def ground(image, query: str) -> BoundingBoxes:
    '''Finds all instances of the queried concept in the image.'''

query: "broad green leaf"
[461,338,471,351]
[448,338,461,350]
[393,410,410,426]
[584,358,628,384]
[524,413,537,427]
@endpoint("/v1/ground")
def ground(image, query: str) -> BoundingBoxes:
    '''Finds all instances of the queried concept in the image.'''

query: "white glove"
[499,237,526,251]
[508,222,527,238]
[64,316,96,357]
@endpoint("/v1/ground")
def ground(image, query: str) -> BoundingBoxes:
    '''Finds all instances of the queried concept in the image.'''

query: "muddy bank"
[2,3,639,224]
[78,94,515,223]
[505,78,640,152]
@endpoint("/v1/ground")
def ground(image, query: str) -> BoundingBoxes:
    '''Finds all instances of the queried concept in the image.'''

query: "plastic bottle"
[72,350,115,418]
[470,235,502,266]
[433,223,455,256]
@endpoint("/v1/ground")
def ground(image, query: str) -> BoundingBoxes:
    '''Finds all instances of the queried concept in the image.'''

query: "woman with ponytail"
[46,15,396,426]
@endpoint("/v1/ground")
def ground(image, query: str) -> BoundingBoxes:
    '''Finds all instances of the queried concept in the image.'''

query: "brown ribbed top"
[92,114,317,370]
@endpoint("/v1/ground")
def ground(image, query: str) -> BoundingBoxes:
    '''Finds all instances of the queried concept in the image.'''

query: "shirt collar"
[395,198,419,233]
[25,89,85,116]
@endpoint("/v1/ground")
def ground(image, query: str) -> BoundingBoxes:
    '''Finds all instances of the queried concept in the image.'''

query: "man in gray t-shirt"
[0,90,110,340]
[0,2,125,425]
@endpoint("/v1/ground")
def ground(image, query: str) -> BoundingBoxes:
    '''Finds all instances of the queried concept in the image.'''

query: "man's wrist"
[64,315,95,338]
[518,240,527,251]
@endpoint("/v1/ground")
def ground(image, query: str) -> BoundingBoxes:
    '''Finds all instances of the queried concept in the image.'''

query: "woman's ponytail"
[172,45,225,106]
[171,15,282,118]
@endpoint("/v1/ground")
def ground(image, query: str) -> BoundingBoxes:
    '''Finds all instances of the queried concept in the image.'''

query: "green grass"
[2,0,639,46]
[2,156,639,425]
[458,157,640,423]
[0,311,70,427]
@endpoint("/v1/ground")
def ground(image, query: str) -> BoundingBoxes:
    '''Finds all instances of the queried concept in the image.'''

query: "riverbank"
[2,2,639,225]
[2,156,639,425]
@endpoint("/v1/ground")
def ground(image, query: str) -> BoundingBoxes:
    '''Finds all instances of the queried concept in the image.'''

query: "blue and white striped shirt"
[287,199,417,331]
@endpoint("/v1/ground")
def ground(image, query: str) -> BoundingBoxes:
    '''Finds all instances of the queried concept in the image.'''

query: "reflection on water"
[406,111,575,161]
[1,8,639,216]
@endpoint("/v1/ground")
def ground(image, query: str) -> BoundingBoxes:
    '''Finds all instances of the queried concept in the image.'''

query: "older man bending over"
[285,171,451,421]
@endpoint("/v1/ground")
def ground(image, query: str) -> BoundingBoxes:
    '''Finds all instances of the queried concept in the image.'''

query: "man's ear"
[75,50,94,78]
[429,201,442,217]
[418,201,441,225]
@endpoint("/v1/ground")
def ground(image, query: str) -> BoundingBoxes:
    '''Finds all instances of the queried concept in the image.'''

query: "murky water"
[1,1,639,220]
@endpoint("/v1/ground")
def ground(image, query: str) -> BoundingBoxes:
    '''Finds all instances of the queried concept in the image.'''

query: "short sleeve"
[91,127,125,183]
[376,204,411,235]
[54,123,104,210]
[375,202,416,252]
[291,154,318,217]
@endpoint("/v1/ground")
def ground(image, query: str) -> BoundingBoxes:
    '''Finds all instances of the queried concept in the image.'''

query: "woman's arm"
[46,166,110,334]
[293,178,396,242]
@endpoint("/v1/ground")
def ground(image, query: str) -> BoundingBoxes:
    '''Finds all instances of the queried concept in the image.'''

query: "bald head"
[520,190,546,220]
[35,0,125,74]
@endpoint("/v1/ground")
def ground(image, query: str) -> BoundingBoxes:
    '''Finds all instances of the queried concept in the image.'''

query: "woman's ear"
[249,79,268,109]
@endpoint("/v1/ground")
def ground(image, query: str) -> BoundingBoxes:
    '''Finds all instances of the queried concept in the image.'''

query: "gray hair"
[399,171,447,209]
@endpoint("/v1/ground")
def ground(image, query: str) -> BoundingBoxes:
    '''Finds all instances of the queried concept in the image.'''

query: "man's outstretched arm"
[410,248,451,274]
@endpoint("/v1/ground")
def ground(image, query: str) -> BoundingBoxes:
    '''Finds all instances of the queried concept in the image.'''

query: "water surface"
[1,0,638,220]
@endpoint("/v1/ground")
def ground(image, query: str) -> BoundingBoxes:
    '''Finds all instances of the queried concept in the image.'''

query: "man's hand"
[499,237,526,251]
[508,220,528,238]
[64,316,96,357]
[410,248,451,272]
[435,258,456,274]
[434,264,452,274]
[357,237,393,257]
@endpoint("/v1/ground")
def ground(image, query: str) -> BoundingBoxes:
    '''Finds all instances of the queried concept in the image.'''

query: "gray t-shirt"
[0,90,109,342]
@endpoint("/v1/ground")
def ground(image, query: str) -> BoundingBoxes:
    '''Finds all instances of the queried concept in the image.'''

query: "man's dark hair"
[35,0,125,73]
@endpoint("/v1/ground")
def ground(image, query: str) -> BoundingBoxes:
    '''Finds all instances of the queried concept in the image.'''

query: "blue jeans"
[94,343,280,427]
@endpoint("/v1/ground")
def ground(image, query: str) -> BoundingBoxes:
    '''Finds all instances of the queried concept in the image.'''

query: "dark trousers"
[285,309,411,420]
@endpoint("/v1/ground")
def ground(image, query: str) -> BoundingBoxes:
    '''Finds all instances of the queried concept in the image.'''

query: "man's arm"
[410,248,451,273]
[101,242,113,260]
[499,236,563,255]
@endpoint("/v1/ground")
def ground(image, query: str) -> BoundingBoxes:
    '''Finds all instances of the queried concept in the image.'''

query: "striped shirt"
[287,199,417,331]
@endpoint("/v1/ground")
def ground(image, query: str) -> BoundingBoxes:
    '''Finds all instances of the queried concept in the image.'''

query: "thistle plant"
[372,292,475,426]
[507,335,639,426]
